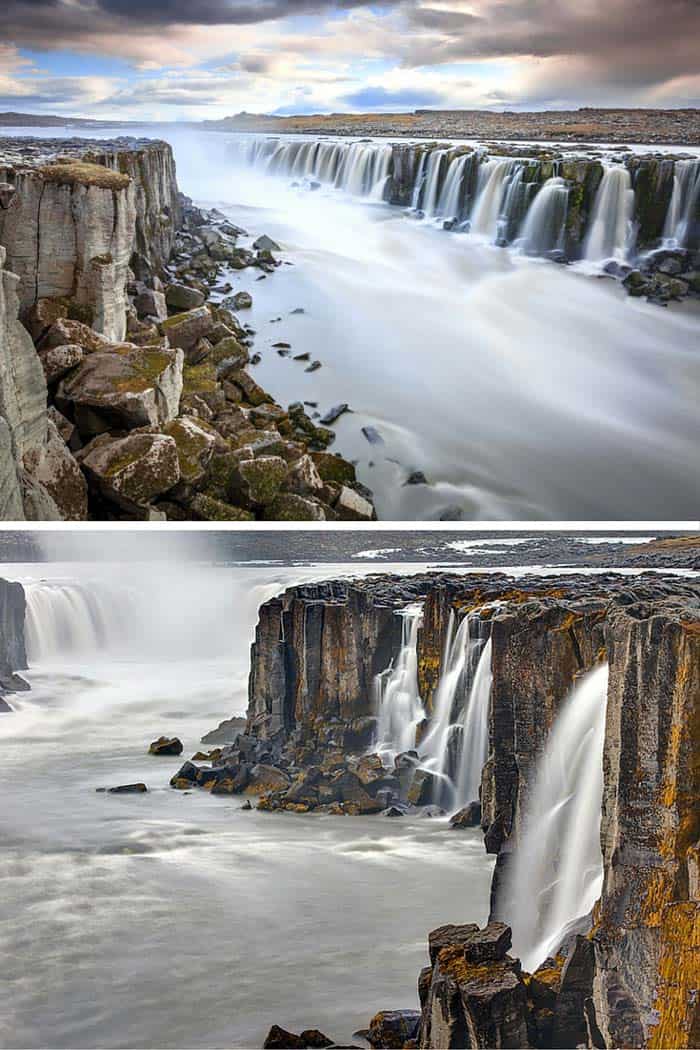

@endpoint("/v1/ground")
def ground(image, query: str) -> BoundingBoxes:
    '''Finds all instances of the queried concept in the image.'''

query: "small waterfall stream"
[374,604,425,757]
[584,166,635,260]
[517,177,569,255]
[502,663,609,971]
[374,608,493,811]
[663,157,700,248]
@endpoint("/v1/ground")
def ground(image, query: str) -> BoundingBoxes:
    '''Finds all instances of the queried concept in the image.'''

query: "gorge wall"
[0,575,28,708]
[234,572,699,1048]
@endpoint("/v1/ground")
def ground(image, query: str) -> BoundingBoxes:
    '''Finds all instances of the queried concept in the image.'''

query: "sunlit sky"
[1,0,697,121]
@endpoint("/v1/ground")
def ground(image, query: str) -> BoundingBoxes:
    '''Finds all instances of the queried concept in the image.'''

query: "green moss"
[183,362,218,395]
[111,349,172,395]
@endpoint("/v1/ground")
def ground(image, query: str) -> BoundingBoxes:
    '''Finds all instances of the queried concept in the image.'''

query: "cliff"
[222,571,699,1048]
[0,576,28,708]
[0,138,180,340]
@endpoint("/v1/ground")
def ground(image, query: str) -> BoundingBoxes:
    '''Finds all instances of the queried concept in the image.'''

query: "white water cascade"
[503,663,609,971]
[470,159,518,238]
[455,637,493,805]
[584,166,635,261]
[517,177,569,256]
[373,608,493,810]
[421,149,448,217]
[436,153,469,221]
[24,581,139,662]
[374,604,425,758]
[663,158,700,248]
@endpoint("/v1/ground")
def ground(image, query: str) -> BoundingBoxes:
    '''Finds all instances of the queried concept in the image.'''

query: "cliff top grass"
[38,160,131,191]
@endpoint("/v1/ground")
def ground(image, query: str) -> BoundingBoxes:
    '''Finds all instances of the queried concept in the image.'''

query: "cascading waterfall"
[502,663,609,972]
[373,607,493,810]
[236,135,695,266]
[421,149,448,218]
[470,159,519,239]
[584,165,635,261]
[374,604,425,758]
[663,157,700,248]
[436,153,469,221]
[455,637,493,806]
[24,581,139,662]
[517,177,569,256]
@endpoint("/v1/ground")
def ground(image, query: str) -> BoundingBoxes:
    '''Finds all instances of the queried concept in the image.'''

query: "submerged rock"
[449,801,482,828]
[366,1010,420,1049]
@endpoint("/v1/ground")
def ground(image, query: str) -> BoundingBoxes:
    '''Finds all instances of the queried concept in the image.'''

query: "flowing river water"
[0,560,495,1050]
[3,126,700,520]
[2,555,699,1047]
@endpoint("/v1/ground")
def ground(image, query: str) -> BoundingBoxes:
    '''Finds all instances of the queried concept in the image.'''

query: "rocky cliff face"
[0,244,55,518]
[235,572,699,1048]
[0,576,28,709]
[0,139,179,341]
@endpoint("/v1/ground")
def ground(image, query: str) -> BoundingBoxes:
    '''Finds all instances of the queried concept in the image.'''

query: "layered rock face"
[0,245,55,518]
[0,139,179,341]
[200,571,699,1048]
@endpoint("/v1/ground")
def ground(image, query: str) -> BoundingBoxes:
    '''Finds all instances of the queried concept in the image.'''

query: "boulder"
[406,768,437,806]
[149,736,183,756]
[264,493,326,521]
[335,485,374,521]
[253,235,281,252]
[37,343,84,384]
[59,346,184,434]
[159,306,213,352]
[246,764,291,795]
[42,317,113,353]
[165,284,206,311]
[310,452,356,486]
[134,288,167,322]
[449,802,482,829]
[230,456,289,508]
[162,416,218,487]
[103,783,148,794]
[189,493,255,521]
[80,431,180,512]
[285,454,324,496]
[232,291,253,310]
[366,1011,420,1049]
[262,1026,305,1049]
[22,418,88,521]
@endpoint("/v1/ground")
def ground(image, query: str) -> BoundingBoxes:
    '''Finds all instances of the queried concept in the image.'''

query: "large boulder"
[230,456,289,508]
[59,346,184,434]
[165,284,206,311]
[159,306,213,352]
[366,1010,420,1049]
[79,431,180,511]
[22,419,88,521]
[38,343,84,384]
[149,736,183,756]
[162,416,218,487]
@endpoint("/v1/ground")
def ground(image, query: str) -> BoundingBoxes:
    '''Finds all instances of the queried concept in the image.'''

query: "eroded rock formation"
[196,571,699,1048]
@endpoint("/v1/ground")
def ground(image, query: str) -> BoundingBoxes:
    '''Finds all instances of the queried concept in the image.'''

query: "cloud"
[341,84,444,109]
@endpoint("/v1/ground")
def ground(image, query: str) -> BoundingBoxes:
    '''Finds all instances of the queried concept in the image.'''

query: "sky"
[0,0,697,121]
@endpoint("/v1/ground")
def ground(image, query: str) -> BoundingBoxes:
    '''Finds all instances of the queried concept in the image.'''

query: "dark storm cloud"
[402,0,700,89]
[0,0,399,46]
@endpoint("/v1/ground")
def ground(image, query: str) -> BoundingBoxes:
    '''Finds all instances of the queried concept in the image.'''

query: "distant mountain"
[0,112,134,127]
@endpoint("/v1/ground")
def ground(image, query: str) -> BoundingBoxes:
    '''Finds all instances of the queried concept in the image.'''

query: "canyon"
[173,570,700,1049]
[0,126,698,518]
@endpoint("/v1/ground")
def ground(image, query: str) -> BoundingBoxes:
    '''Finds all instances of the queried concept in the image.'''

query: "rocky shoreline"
[172,570,699,1049]
[0,137,374,520]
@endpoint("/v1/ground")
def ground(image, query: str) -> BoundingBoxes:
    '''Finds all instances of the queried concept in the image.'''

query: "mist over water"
[0,554,495,1049]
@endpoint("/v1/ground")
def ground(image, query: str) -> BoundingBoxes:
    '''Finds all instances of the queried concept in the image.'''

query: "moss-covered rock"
[80,431,180,511]
[162,415,218,485]
[231,455,289,507]
[189,492,254,521]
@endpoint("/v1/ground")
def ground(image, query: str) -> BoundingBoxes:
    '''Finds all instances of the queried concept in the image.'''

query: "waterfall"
[24,581,139,662]
[411,151,428,210]
[469,159,518,239]
[369,144,393,201]
[517,177,569,256]
[374,604,425,758]
[502,663,609,972]
[663,158,700,248]
[436,153,469,221]
[422,149,448,218]
[455,637,493,806]
[584,166,634,261]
